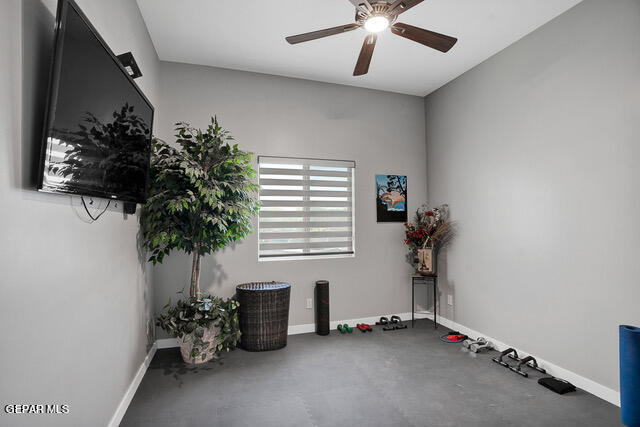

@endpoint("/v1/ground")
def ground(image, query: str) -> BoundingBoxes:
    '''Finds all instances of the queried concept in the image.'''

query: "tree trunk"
[190,246,201,298]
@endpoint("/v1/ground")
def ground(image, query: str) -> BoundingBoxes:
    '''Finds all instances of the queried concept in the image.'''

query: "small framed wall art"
[376,174,407,222]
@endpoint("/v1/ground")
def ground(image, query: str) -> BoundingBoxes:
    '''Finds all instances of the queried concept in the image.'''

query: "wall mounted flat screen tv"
[38,0,154,203]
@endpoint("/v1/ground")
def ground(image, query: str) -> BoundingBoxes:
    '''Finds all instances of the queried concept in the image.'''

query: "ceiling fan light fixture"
[284,0,458,76]
[364,15,389,33]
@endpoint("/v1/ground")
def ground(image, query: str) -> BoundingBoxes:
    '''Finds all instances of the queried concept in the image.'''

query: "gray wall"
[0,0,159,425]
[425,0,640,391]
[153,62,427,333]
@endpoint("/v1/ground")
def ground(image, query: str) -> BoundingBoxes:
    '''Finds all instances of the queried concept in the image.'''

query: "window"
[258,156,355,260]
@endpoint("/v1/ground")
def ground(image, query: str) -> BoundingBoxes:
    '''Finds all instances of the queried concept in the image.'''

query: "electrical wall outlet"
[447,294,454,306]
[306,298,313,309]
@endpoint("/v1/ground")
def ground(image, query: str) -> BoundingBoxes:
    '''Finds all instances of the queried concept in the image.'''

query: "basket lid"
[236,281,291,291]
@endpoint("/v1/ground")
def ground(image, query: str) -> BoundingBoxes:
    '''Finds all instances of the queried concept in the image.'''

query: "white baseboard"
[288,311,432,335]
[436,316,621,407]
[108,342,157,427]
[156,337,178,349]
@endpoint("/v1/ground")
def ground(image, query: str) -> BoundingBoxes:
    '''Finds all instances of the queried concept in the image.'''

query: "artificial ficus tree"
[142,117,259,298]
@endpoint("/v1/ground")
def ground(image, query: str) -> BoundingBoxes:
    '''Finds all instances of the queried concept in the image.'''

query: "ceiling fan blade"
[286,23,360,45]
[353,33,377,76]
[391,23,457,52]
[388,0,425,16]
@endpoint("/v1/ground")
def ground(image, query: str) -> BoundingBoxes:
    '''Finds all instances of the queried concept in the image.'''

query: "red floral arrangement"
[404,223,428,247]
[403,204,455,251]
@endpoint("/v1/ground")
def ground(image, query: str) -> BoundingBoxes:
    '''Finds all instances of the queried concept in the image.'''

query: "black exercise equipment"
[509,355,547,377]
[390,315,407,330]
[375,316,389,325]
[492,348,546,378]
[538,377,576,394]
[315,280,330,336]
[376,317,395,331]
[383,320,395,331]
[492,348,519,368]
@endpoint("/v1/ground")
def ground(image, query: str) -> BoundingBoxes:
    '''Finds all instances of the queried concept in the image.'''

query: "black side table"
[411,274,438,329]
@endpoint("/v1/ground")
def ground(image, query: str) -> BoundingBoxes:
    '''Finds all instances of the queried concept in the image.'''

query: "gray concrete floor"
[121,319,620,427]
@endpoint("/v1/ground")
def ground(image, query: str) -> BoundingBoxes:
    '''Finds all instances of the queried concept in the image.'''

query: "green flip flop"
[337,324,346,334]
[344,323,353,333]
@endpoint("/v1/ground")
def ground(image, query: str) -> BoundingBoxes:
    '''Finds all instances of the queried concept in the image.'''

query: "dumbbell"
[469,340,494,353]
[462,337,487,349]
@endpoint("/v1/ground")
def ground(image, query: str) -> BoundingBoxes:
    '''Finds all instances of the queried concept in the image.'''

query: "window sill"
[258,253,355,262]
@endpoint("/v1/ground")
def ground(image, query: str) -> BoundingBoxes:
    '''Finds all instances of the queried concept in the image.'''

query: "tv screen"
[38,0,154,203]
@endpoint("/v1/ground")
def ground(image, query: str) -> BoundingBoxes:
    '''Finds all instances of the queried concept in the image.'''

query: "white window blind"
[258,156,356,260]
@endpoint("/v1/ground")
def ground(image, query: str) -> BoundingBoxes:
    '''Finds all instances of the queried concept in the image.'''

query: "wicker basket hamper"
[236,281,291,351]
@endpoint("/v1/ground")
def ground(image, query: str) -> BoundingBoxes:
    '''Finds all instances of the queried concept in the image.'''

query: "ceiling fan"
[285,0,457,76]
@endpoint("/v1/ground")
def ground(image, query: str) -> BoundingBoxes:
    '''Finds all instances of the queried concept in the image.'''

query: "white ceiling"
[137,0,582,96]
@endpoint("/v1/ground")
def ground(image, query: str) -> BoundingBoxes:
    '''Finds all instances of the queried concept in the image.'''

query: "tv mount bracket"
[117,52,142,79]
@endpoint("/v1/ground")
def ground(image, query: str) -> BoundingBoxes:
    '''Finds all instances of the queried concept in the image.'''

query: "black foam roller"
[315,280,330,335]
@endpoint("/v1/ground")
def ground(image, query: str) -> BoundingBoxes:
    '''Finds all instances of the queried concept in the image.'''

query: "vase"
[177,323,219,364]
[417,247,435,276]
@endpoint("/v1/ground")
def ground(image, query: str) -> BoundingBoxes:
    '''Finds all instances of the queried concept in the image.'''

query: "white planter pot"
[177,323,219,364]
